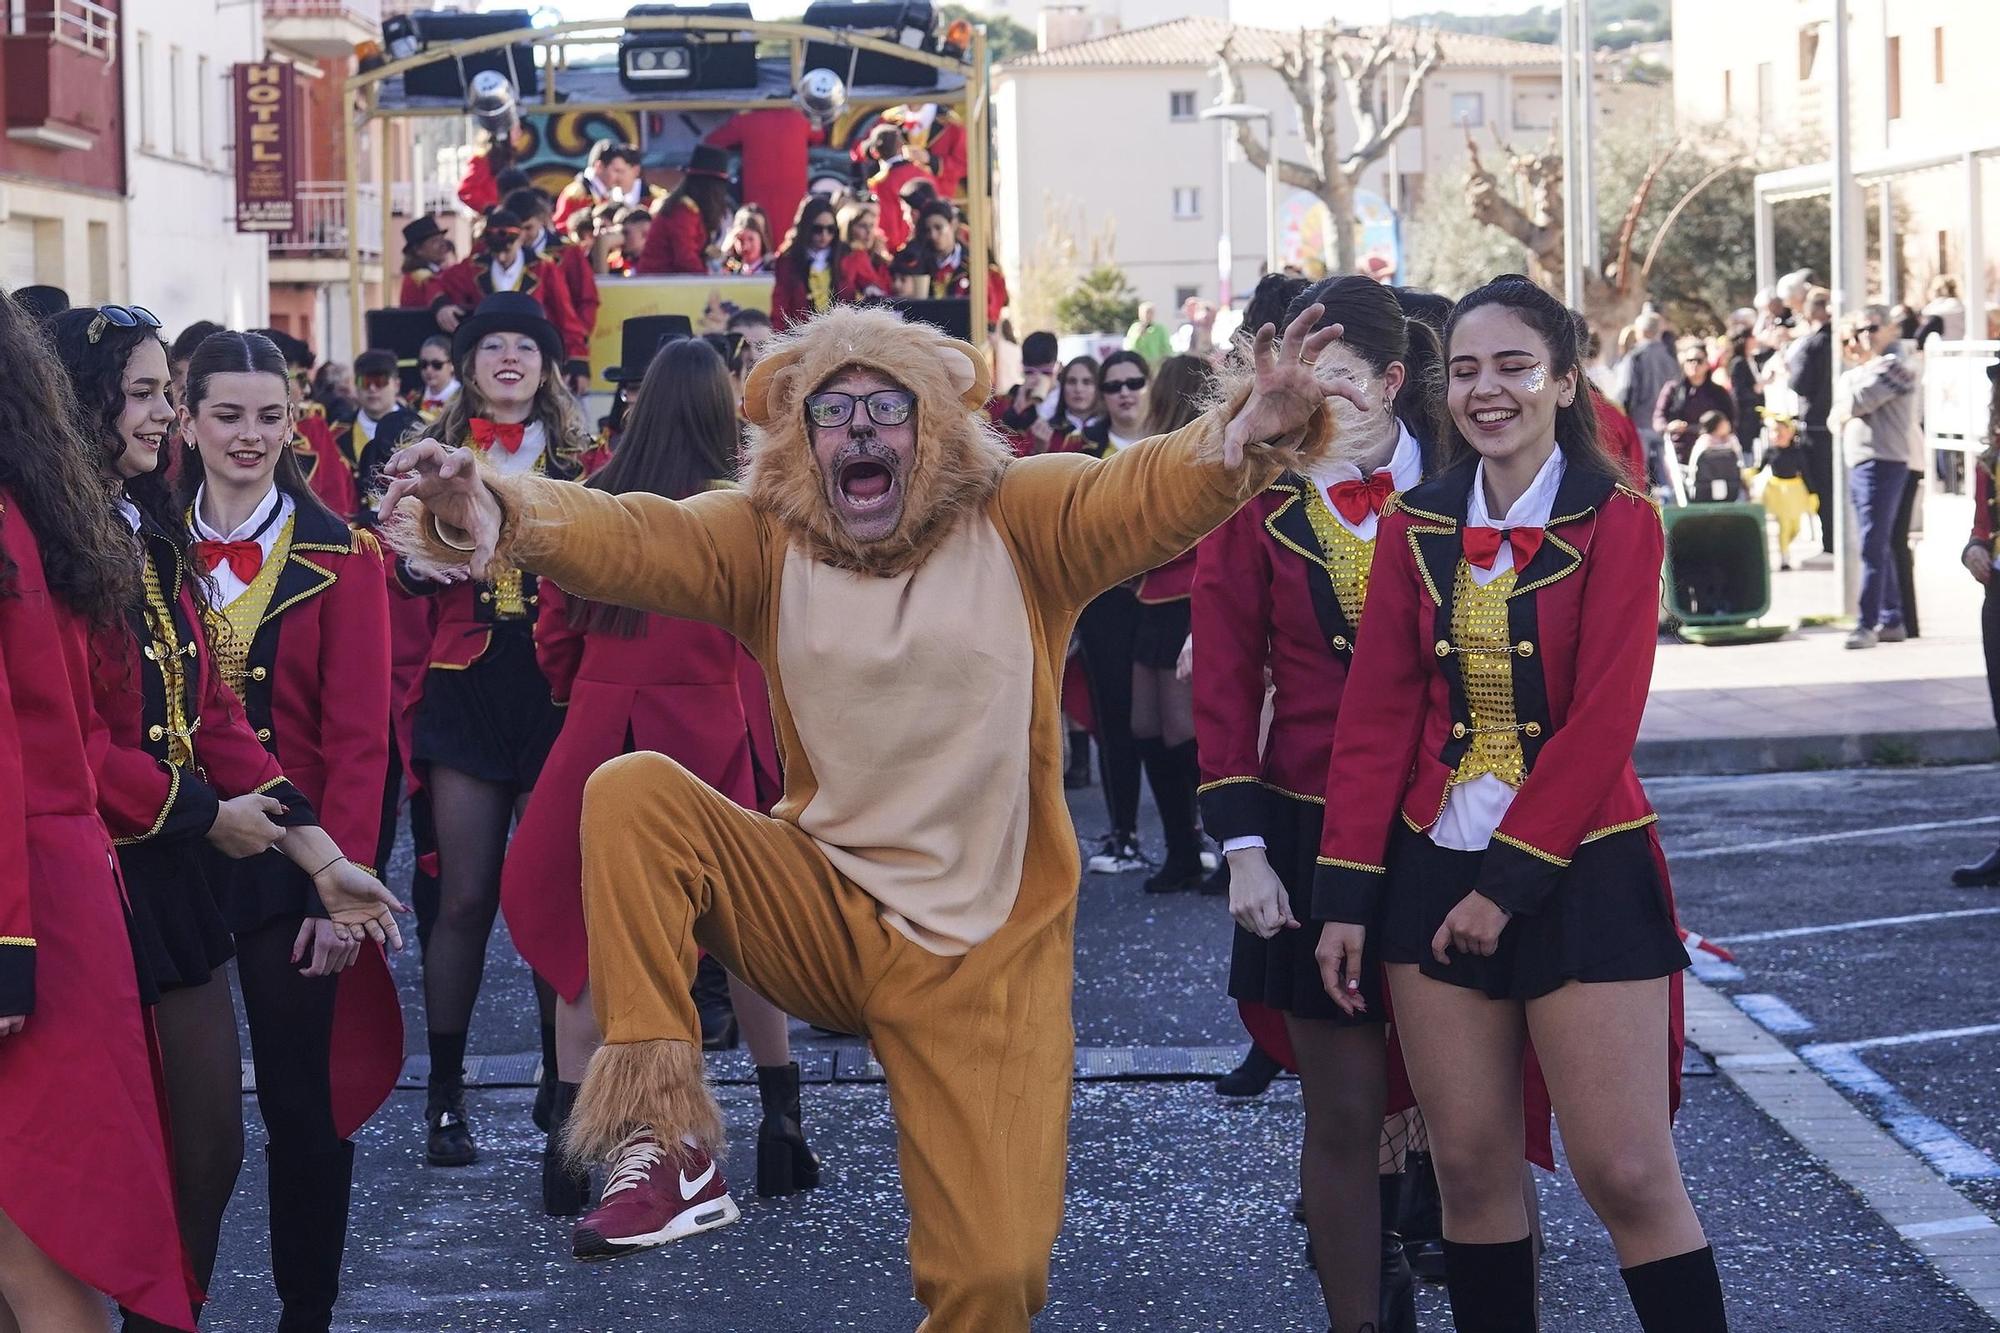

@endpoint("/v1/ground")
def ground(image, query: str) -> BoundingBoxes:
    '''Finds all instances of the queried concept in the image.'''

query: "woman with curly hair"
[391,292,588,1168]
[0,289,192,1331]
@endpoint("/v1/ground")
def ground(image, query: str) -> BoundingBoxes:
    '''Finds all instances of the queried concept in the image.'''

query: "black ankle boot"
[533,1018,559,1132]
[1377,1173,1417,1333]
[425,1080,476,1167]
[692,954,739,1050]
[1621,1245,1728,1332]
[1400,1150,1445,1281]
[267,1141,355,1332]
[756,1061,821,1197]
[1441,1237,1538,1332]
[1215,1044,1282,1097]
[542,1080,590,1216]
[1953,844,2000,886]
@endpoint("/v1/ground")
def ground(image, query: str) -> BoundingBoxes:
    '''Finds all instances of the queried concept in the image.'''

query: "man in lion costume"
[382,301,1351,1330]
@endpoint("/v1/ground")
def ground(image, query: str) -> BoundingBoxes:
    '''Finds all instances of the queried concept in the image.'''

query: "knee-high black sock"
[1442,1237,1538,1333]
[1149,739,1201,869]
[1621,1246,1727,1333]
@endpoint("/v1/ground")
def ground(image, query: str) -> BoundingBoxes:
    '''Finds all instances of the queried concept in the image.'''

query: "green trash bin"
[1660,502,1791,645]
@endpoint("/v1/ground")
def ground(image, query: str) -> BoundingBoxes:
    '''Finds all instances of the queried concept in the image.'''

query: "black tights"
[237,917,340,1151]
[1077,588,1141,836]
[1288,1014,1390,1332]
[123,975,242,1332]
[422,766,527,1075]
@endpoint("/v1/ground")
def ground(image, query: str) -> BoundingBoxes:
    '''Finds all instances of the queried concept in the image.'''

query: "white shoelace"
[601,1130,664,1199]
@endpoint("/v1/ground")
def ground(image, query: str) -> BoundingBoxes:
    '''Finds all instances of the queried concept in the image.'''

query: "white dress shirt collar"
[1465,446,1567,584]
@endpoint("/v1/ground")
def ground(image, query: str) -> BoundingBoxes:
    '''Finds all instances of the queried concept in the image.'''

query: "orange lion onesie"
[383,303,1343,1331]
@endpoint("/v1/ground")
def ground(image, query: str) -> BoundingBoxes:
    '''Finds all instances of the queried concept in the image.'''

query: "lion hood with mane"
[739,305,1013,579]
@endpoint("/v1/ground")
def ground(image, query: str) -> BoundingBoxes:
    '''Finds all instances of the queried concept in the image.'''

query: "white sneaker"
[1845,626,1878,650]
[1086,833,1149,874]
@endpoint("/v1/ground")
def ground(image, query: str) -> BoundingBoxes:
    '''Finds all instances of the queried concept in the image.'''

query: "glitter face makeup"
[1517,365,1549,394]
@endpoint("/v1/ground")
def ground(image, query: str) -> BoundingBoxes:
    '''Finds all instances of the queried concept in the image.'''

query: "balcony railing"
[6,0,117,61]
[264,0,381,24]
[268,183,383,263]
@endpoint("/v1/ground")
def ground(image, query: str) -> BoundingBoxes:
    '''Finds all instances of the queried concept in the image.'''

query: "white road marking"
[1671,814,2000,861]
[1732,993,1816,1034]
[1713,905,2000,945]
[1901,1217,2000,1240]
[1797,1045,2000,1181]
[1806,1022,2000,1055]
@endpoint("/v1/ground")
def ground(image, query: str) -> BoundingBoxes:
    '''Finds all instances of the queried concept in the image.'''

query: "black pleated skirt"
[1130,598,1192,669]
[412,626,563,789]
[205,845,318,937]
[1379,820,1689,1001]
[1226,791,1387,1025]
[117,836,233,997]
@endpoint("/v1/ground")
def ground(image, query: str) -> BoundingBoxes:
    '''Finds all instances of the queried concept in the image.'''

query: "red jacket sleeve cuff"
[1197,778,1267,845]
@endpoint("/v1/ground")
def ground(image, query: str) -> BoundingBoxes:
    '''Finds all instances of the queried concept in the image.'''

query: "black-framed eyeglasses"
[1101,376,1147,394]
[804,389,916,429]
[86,304,161,345]
[419,358,451,371]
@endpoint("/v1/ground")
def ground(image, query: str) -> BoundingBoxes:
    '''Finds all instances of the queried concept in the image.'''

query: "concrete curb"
[1636,726,2000,777]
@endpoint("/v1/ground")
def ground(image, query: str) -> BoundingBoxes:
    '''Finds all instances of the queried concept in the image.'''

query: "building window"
[196,56,211,164]
[86,222,110,305]
[1799,24,1821,81]
[1934,26,1945,84]
[1450,91,1485,128]
[1171,187,1200,220]
[170,45,186,156]
[1756,62,1774,134]
[1173,285,1198,308]
[1169,90,1197,121]
[136,33,154,150]
[1886,35,1901,119]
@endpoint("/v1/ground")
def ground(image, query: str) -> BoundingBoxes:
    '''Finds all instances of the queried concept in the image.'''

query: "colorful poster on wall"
[233,63,298,233]
[1275,188,1404,282]
[588,274,776,389]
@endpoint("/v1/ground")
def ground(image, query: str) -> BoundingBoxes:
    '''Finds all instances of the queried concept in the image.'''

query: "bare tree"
[1214,24,1445,273]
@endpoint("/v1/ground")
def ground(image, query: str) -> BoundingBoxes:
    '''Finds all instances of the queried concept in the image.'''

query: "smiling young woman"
[1312,276,1725,1332]
[392,292,589,1170]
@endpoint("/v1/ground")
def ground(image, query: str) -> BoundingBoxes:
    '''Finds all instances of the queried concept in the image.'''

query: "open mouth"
[226,446,265,466]
[836,459,897,511]
[494,369,525,386]
[132,431,166,452]
[1470,406,1519,432]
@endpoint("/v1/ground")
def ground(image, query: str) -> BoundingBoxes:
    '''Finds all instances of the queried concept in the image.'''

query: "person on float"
[255,329,359,520]
[399,216,453,308]
[1954,363,2000,887]
[705,106,812,240]
[391,292,585,1168]
[837,199,893,299]
[861,125,938,256]
[339,348,426,509]
[1313,274,1723,1333]
[610,206,652,277]
[721,208,774,276]
[896,103,967,199]
[456,125,527,216]
[770,195,855,331]
[985,331,1085,458]
[633,146,734,277]
[414,334,461,422]
[175,330,405,1332]
[50,306,403,1332]
[429,208,585,373]
[378,301,1352,1324]
[893,201,1009,327]
[1071,349,1154,877]
[506,187,599,389]
[553,141,662,232]
[502,335,818,1217]
[0,288,194,1332]
[1194,273,1441,1333]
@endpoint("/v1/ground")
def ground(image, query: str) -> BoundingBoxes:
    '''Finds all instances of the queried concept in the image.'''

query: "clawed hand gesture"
[379,439,506,579]
[1222,303,1367,468]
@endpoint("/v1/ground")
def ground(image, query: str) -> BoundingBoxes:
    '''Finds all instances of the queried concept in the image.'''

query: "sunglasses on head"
[358,373,394,389]
[86,304,161,345]
[803,389,916,429]
[1102,376,1147,394]
[419,358,451,371]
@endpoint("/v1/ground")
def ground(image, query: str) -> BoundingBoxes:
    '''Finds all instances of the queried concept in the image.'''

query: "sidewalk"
[1640,486,1997,775]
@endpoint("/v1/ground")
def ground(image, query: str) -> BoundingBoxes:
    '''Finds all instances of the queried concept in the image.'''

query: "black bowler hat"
[684,143,731,181]
[452,291,565,369]
[13,284,69,319]
[605,314,694,383]
[402,216,445,249]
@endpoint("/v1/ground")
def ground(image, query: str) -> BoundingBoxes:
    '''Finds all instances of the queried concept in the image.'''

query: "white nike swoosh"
[679,1160,716,1200]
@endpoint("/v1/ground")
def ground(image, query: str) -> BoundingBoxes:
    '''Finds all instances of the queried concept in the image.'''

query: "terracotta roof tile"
[999,16,1559,73]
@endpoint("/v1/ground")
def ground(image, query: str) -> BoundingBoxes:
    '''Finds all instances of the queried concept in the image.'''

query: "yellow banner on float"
[587,275,775,389]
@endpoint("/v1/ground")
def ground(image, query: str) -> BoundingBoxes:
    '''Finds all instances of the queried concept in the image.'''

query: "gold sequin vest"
[204,516,294,704]
[1447,562,1525,788]
[1302,485,1373,626]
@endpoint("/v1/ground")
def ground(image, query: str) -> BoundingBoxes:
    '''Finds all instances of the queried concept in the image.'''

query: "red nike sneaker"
[572,1128,740,1262]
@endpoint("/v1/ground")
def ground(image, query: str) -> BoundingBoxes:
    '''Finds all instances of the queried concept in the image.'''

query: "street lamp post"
[1200,101,1280,281]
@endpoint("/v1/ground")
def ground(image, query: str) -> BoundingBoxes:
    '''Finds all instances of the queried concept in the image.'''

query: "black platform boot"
[542,1080,590,1216]
[1400,1149,1445,1281]
[424,1043,476,1167]
[1377,1173,1418,1333]
[1442,1237,1538,1332]
[692,953,739,1050]
[756,1061,821,1197]
[1621,1245,1728,1332]
[267,1141,355,1332]
[1215,1043,1282,1098]
[532,1014,559,1132]
[1953,844,2000,886]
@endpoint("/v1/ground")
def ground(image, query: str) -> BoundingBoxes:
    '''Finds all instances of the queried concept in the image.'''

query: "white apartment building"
[1670,0,2000,310]
[994,17,1560,317]
[123,0,272,330]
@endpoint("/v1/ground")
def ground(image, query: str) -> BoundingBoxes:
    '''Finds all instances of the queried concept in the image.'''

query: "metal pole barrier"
[1830,0,1859,617]
[1559,0,1582,307]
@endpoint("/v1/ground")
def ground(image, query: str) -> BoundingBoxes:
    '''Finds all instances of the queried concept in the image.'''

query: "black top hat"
[684,143,731,181]
[605,314,694,383]
[402,216,445,249]
[452,291,565,369]
[13,285,69,320]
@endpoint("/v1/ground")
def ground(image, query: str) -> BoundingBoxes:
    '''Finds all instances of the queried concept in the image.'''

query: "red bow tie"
[1463,525,1545,572]
[194,539,263,583]
[468,418,526,453]
[1325,471,1396,525]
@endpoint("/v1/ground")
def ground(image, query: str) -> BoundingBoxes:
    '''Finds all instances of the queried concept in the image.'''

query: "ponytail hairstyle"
[1391,286,1450,453]
[175,330,345,530]
[0,290,135,626]
[1282,273,1443,449]
[47,306,205,612]
[1440,274,1629,486]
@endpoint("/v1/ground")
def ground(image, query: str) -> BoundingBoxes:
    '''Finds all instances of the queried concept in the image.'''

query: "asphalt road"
[196,765,2000,1331]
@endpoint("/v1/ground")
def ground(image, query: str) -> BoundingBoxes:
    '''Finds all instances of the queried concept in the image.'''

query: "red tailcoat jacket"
[211,500,402,1135]
[633,196,711,276]
[840,247,893,300]
[705,108,812,241]
[0,493,194,1329]
[920,113,967,198]
[501,584,761,1002]
[1968,447,1998,553]
[294,411,358,521]
[542,237,601,355]
[868,158,937,254]
[456,150,501,215]
[400,264,442,308]
[770,249,857,331]
[431,254,588,362]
